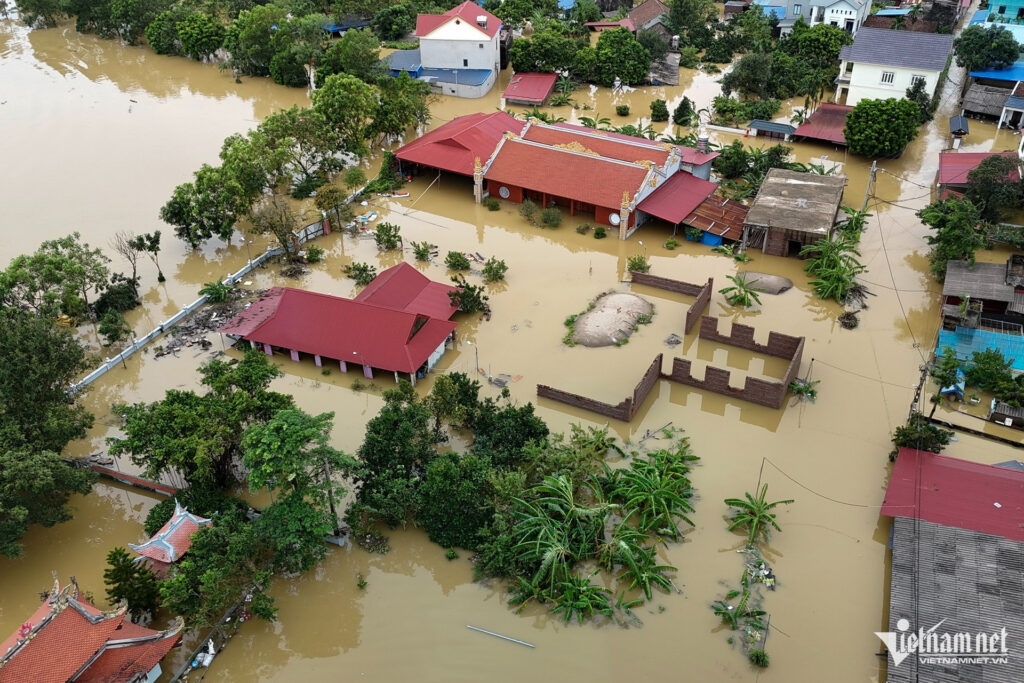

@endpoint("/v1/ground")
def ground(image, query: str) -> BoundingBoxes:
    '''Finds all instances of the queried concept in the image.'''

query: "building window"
[463,59,468,67]
[479,43,484,48]
[999,4,1006,13]
[794,3,801,13]
[881,71,895,85]
[911,75,926,88]
[1018,7,1024,18]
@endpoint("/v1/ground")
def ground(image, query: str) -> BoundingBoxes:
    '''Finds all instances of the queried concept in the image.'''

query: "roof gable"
[128,500,211,564]
[353,262,459,319]
[628,0,669,28]
[395,111,526,176]
[416,1,500,38]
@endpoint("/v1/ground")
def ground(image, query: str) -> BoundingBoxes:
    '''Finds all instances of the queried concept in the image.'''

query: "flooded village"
[1,0,1023,681]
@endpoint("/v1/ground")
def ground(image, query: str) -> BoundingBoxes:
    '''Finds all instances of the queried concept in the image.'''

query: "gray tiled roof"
[942,260,1014,303]
[839,27,953,71]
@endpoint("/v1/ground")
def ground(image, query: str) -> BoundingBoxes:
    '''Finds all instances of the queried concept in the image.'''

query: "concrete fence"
[628,272,714,334]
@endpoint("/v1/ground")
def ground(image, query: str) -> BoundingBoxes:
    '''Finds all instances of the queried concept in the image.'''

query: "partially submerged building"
[936,151,1019,198]
[501,72,558,106]
[384,2,502,98]
[793,103,851,146]
[880,449,1024,683]
[834,27,953,106]
[395,113,723,239]
[128,500,212,578]
[218,263,458,384]
[741,168,848,257]
[0,578,183,683]
[940,255,1024,327]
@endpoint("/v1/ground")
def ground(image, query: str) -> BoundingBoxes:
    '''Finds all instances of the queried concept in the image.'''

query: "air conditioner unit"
[670,35,680,49]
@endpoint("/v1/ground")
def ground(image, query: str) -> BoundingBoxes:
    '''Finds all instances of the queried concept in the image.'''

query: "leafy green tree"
[311,73,378,157]
[103,547,160,621]
[905,78,935,124]
[637,28,669,63]
[98,309,131,346]
[509,29,580,73]
[649,99,669,122]
[14,0,65,27]
[719,52,774,99]
[595,28,650,87]
[0,232,110,319]
[724,484,793,544]
[472,399,549,469]
[931,346,962,393]
[128,231,164,282]
[572,46,597,82]
[418,451,495,549]
[844,98,920,158]
[735,4,772,53]
[371,72,432,143]
[836,205,872,241]
[482,257,508,282]
[800,237,865,302]
[260,106,343,194]
[889,413,953,460]
[145,7,184,55]
[176,12,224,60]
[569,0,601,23]
[0,312,93,452]
[673,97,694,126]
[424,372,481,435]
[666,0,716,38]
[953,25,1021,72]
[316,28,382,85]
[779,21,852,71]
[918,197,988,280]
[0,450,96,558]
[109,350,294,489]
[373,221,402,250]
[371,1,417,40]
[255,490,335,573]
[224,4,286,77]
[964,154,1024,222]
[160,164,248,248]
[964,348,1014,391]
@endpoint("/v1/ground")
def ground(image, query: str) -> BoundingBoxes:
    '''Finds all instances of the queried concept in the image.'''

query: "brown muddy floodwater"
[2,10,1022,682]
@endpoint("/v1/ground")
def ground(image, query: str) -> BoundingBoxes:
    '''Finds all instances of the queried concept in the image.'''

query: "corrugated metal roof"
[744,168,847,235]
[793,103,851,145]
[969,60,1024,83]
[941,260,1014,302]
[353,262,458,319]
[385,49,421,72]
[937,151,1018,186]
[882,448,1024,541]
[748,119,796,135]
[502,72,558,104]
[838,27,952,71]
[636,172,717,224]
[682,194,748,241]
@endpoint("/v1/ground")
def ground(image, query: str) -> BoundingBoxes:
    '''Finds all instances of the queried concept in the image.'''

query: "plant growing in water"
[482,257,508,282]
[664,237,679,249]
[305,245,325,263]
[445,251,471,270]
[725,484,794,544]
[343,262,377,286]
[749,649,769,667]
[593,226,607,239]
[199,280,231,303]
[719,274,763,308]
[374,222,402,250]
[483,197,500,211]
[449,274,489,313]
[627,254,651,273]
[788,379,819,401]
[411,241,432,261]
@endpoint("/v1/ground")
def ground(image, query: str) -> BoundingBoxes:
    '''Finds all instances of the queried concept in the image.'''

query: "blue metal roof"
[875,8,911,15]
[937,328,1024,371]
[970,8,990,24]
[558,0,576,9]
[970,61,1024,83]
[748,119,796,135]
[1007,95,1024,110]
[752,0,786,19]
[419,68,493,86]
[385,49,422,73]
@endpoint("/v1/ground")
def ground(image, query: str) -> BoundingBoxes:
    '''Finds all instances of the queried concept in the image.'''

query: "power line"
[877,167,933,189]
[759,457,917,509]
[872,197,927,363]
[812,358,920,389]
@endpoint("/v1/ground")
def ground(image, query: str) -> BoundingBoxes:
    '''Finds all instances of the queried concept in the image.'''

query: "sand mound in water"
[740,272,793,295]
[572,292,653,347]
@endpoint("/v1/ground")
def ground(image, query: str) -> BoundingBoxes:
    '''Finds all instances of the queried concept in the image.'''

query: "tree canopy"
[0,232,110,319]
[964,154,1024,222]
[595,28,650,87]
[918,197,989,280]
[844,98,921,158]
[953,25,1021,72]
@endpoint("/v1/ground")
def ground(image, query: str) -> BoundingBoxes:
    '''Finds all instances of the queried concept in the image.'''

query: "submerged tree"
[724,484,794,544]
[918,197,988,280]
[103,546,161,622]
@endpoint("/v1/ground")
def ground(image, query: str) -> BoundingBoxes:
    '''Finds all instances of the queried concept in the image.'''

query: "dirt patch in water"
[570,292,653,347]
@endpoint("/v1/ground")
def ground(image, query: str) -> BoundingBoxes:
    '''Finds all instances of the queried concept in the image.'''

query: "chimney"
[696,132,709,154]
[477,15,488,28]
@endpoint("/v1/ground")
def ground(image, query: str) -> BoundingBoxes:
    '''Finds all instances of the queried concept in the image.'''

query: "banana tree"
[719,274,763,308]
[724,484,794,544]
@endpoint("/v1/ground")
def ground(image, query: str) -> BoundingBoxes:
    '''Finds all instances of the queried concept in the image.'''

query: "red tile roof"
[0,582,182,683]
[637,172,717,225]
[882,448,1024,541]
[584,19,636,31]
[551,122,718,165]
[416,1,501,38]
[353,262,458,320]
[395,111,525,176]
[129,500,211,565]
[683,194,749,241]
[485,138,649,209]
[937,151,1019,186]
[217,288,286,337]
[794,103,852,145]
[628,0,670,27]
[503,72,558,105]
[220,288,457,374]
[525,124,670,165]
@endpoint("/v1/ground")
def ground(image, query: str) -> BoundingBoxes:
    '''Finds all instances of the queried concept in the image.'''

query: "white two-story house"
[776,0,871,36]
[413,1,501,97]
[834,27,954,107]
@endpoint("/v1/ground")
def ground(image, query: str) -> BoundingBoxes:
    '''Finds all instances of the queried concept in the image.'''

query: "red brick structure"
[743,169,847,258]
[537,354,662,421]
[628,272,714,334]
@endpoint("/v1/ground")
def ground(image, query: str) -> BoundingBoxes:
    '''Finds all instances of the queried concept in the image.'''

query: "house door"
[845,19,854,32]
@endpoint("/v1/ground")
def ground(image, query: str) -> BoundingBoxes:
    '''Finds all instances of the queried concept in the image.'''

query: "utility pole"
[861,159,878,214]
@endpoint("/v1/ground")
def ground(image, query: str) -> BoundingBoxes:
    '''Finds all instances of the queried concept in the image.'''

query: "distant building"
[880,448,1024,683]
[940,255,1024,328]
[628,0,672,40]
[502,72,558,106]
[129,500,212,578]
[936,151,1019,198]
[742,168,848,257]
[0,578,183,683]
[774,0,871,36]
[835,27,953,106]
[218,263,459,384]
[384,2,501,98]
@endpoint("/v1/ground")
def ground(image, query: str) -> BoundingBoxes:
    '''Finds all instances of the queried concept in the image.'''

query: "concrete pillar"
[250,340,257,350]
[363,364,373,379]
[409,372,417,386]
[339,360,348,373]
[290,349,300,362]
[473,157,483,203]
[264,344,273,356]
[618,191,631,241]
[394,370,400,383]
[315,354,322,367]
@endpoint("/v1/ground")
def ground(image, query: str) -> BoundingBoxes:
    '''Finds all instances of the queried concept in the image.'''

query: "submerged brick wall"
[684,279,713,334]
[629,271,706,296]
[698,317,803,359]
[664,358,788,409]
[537,354,663,422]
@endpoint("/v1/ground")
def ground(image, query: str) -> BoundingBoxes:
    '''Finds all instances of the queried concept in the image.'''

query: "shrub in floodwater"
[305,245,325,263]
[749,650,769,667]
[540,207,562,228]
[449,274,490,313]
[374,222,402,250]
[199,280,231,303]
[627,254,650,273]
[719,274,762,308]
[664,238,680,250]
[483,197,500,211]
[482,257,508,282]
[724,484,794,544]
[616,104,630,116]
[445,251,471,270]
[343,262,377,286]
[650,99,669,122]
[356,573,367,589]
[446,548,459,560]
[411,241,432,261]
[593,226,607,239]
[519,199,539,224]
[576,224,592,234]
[685,226,703,242]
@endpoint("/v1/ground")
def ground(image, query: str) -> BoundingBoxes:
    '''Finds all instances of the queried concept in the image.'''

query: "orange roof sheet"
[485,139,648,209]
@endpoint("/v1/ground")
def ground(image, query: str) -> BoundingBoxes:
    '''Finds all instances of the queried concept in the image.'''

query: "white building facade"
[778,0,870,35]
[833,27,953,107]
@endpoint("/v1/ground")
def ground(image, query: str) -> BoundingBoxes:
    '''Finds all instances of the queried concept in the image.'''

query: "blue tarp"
[875,8,911,16]
[419,68,493,86]
[937,328,1024,371]
[939,368,966,400]
[970,9,990,24]
[701,232,724,247]
[558,0,576,9]
[970,62,1024,83]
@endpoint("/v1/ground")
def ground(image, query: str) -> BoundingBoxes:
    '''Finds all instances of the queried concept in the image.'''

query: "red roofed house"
[396,112,720,240]
[584,18,636,32]
[502,72,558,106]
[129,500,212,579]
[936,151,1020,194]
[0,578,182,683]
[219,263,458,384]
[793,103,852,146]
[412,1,502,97]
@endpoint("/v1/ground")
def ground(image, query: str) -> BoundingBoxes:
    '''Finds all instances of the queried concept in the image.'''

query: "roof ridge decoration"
[553,140,598,156]
[541,120,663,150]
[509,137,647,169]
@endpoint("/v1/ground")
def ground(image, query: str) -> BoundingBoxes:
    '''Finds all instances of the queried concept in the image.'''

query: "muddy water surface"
[1,13,1019,683]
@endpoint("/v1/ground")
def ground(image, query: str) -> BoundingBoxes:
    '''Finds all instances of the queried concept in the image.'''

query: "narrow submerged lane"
[1,9,1018,682]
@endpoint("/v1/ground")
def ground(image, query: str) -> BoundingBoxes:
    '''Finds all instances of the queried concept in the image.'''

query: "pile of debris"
[155,288,266,359]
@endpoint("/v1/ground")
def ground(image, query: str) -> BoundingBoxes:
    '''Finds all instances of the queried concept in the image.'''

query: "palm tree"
[719,274,763,307]
[579,114,612,129]
[724,484,794,544]
[615,459,695,539]
[555,75,575,96]
[836,205,872,241]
